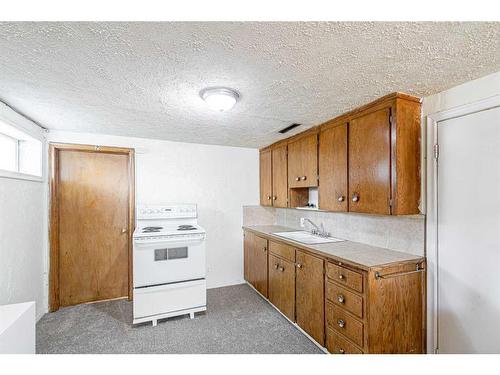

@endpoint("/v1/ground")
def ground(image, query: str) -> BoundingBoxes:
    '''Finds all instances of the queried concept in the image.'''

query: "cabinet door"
[288,134,318,188]
[319,123,348,211]
[349,109,391,214]
[243,231,251,282]
[268,254,295,321]
[251,235,268,297]
[296,250,325,345]
[260,150,272,206]
[271,145,288,208]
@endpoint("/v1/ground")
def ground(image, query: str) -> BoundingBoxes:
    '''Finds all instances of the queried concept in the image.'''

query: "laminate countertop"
[243,225,424,271]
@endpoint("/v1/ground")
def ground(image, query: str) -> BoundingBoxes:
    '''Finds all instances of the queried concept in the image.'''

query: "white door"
[437,106,500,353]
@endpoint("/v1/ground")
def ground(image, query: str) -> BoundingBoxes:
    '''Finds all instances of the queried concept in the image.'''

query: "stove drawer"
[133,279,206,320]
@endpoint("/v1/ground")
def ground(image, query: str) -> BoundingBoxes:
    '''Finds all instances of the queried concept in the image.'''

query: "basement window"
[0,120,43,180]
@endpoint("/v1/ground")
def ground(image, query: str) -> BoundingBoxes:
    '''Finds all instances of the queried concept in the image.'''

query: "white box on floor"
[0,301,35,354]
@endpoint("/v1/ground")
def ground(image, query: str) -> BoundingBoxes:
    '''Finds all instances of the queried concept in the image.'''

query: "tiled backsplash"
[243,205,425,256]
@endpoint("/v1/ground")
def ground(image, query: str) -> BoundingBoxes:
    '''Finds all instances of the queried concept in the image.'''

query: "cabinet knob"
[339,348,345,354]
[274,264,279,269]
[267,195,271,200]
[295,177,300,181]
[338,319,345,328]
[337,195,345,202]
[263,247,267,252]
[272,196,277,200]
[339,274,344,280]
[352,193,360,202]
[279,266,285,272]
[296,263,303,269]
[337,294,345,304]
[121,228,127,234]
[300,176,307,181]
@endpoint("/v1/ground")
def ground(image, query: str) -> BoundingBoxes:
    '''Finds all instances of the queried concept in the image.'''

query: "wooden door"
[251,235,268,297]
[271,144,288,207]
[296,250,325,345]
[349,109,391,214]
[268,253,295,321]
[319,123,348,211]
[50,144,134,310]
[260,150,272,206]
[288,133,318,188]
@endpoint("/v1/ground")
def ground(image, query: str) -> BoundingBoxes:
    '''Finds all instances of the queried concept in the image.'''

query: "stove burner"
[142,226,163,233]
[178,225,197,231]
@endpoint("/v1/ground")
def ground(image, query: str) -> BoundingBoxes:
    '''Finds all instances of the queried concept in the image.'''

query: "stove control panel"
[137,204,197,220]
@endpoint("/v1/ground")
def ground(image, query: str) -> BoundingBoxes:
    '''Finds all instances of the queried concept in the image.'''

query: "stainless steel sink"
[271,231,345,245]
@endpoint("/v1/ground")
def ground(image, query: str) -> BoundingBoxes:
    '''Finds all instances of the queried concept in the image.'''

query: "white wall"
[0,102,47,320]
[422,70,500,353]
[48,130,259,290]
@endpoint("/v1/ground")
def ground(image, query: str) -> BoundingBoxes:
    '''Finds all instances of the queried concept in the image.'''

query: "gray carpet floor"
[36,283,323,354]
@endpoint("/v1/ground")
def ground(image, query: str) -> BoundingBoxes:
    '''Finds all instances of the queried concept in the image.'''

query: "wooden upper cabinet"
[288,133,318,188]
[259,150,272,206]
[349,108,392,215]
[271,144,288,208]
[319,122,348,211]
[295,250,325,346]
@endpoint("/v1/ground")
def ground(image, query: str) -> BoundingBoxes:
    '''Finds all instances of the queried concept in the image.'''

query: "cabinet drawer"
[326,281,363,319]
[326,262,363,293]
[269,240,295,262]
[326,326,363,354]
[326,302,364,348]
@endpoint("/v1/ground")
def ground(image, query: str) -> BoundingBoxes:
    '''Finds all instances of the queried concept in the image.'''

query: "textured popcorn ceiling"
[0,22,499,148]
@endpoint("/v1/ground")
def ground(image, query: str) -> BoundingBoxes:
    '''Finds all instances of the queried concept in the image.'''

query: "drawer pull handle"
[338,319,345,328]
[352,193,360,202]
[279,266,285,272]
[339,348,345,354]
[295,177,300,181]
[301,176,307,181]
[339,274,345,280]
[337,294,345,304]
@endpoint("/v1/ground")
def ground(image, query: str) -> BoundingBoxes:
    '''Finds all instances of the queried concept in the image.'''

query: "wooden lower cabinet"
[296,250,325,346]
[243,231,268,297]
[243,230,425,354]
[268,253,295,321]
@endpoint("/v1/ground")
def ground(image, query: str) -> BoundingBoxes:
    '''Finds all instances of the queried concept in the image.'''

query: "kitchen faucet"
[302,218,330,237]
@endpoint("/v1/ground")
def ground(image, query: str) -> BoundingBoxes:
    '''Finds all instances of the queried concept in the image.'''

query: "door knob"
[352,193,360,202]
[337,195,345,202]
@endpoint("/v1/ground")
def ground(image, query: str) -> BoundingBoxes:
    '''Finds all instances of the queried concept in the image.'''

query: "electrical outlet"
[300,217,305,228]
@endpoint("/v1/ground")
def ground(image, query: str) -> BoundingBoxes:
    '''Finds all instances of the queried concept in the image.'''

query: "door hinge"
[317,174,320,181]
[433,144,439,160]
[434,347,439,354]
[388,198,393,207]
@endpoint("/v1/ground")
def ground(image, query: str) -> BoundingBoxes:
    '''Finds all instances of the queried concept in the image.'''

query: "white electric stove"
[133,204,206,326]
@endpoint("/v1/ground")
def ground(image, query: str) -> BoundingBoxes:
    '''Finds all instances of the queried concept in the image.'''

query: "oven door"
[133,237,205,288]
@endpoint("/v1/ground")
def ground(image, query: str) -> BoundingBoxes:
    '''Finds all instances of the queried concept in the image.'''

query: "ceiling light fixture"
[199,87,240,112]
